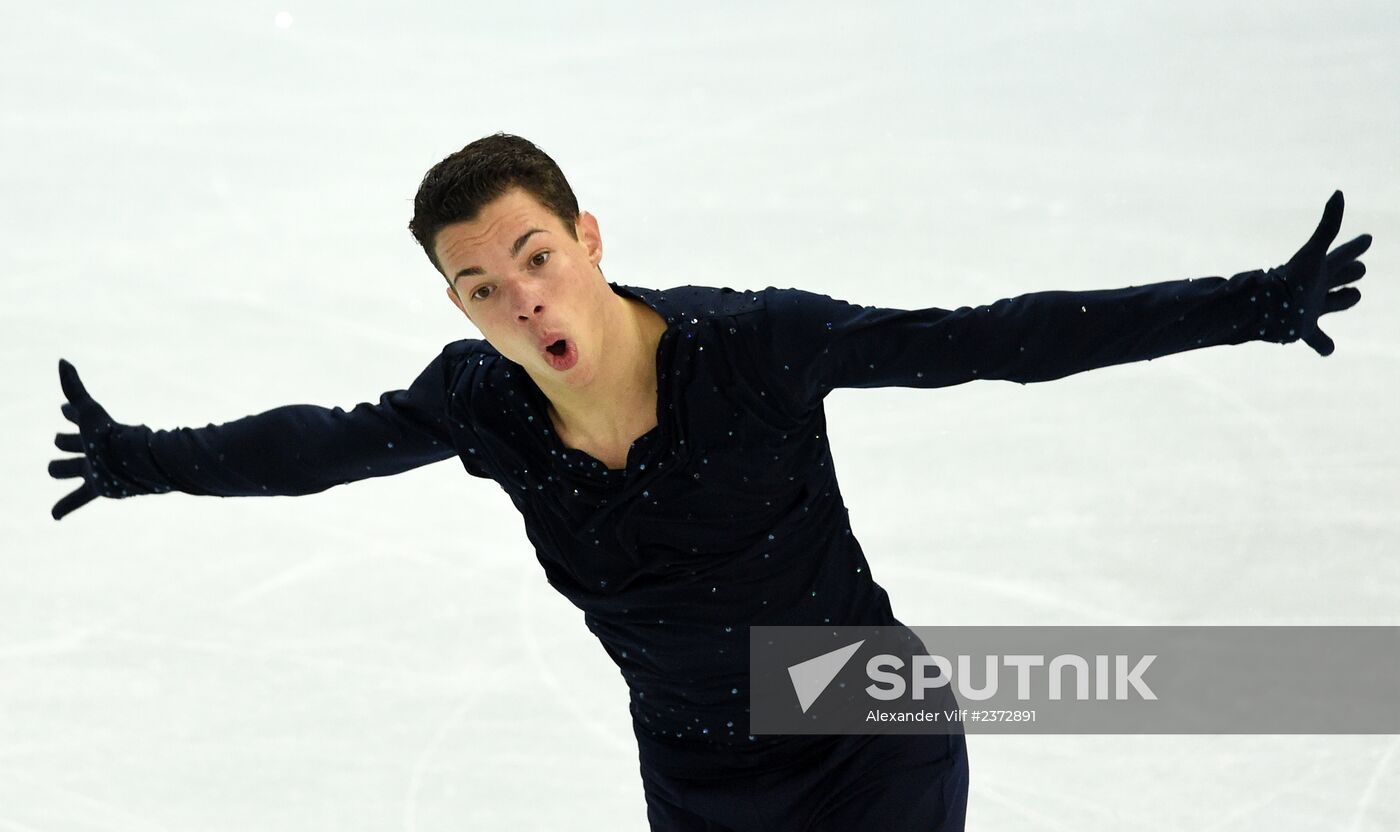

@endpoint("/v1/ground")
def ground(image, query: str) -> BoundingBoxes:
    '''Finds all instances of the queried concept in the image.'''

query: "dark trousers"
[635,728,969,831]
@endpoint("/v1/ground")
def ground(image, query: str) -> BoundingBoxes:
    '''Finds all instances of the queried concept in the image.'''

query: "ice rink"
[3,1,1397,829]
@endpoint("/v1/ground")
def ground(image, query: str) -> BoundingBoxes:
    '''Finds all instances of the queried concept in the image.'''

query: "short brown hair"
[409,133,581,277]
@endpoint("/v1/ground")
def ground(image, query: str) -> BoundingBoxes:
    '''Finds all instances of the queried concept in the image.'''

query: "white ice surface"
[2,1,1398,829]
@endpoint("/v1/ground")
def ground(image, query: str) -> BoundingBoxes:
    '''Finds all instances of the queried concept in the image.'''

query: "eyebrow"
[452,228,548,283]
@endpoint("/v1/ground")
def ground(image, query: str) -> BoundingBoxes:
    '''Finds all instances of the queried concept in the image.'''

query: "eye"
[530,250,550,267]
[470,285,492,301]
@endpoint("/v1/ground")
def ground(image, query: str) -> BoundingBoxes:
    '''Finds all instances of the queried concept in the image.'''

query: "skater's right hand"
[48,359,155,520]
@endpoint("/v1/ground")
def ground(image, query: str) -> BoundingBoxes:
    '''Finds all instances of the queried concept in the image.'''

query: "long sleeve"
[758,267,1286,414]
[100,342,474,498]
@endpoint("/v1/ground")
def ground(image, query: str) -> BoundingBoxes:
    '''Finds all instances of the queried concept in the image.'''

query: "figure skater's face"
[436,186,610,388]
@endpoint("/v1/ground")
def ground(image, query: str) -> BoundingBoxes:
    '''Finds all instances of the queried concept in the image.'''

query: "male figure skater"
[50,133,1370,831]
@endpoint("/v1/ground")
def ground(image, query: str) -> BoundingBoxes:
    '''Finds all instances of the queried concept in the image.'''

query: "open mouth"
[541,336,578,371]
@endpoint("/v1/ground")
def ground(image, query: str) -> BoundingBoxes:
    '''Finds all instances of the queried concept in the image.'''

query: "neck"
[537,294,666,445]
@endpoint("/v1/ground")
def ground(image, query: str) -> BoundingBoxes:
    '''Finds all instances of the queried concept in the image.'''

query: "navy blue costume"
[84,271,1294,830]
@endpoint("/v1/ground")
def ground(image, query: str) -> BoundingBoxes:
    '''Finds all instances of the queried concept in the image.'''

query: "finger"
[1303,190,1345,258]
[54,432,83,453]
[48,457,88,479]
[1304,327,1336,357]
[1327,259,1365,290]
[58,358,95,409]
[1325,232,1372,266]
[62,402,79,424]
[1323,287,1361,314]
[52,486,96,521]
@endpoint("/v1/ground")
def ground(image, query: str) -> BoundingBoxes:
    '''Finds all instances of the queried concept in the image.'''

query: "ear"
[446,284,468,317]
[575,210,603,269]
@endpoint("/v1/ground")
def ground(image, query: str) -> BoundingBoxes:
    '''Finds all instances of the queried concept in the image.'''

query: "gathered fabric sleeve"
[100,340,484,498]
[758,268,1288,415]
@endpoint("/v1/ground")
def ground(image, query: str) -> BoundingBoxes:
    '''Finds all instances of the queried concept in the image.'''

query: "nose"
[510,282,546,321]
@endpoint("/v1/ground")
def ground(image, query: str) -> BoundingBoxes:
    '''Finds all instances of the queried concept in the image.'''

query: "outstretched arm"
[48,344,474,520]
[761,191,1369,411]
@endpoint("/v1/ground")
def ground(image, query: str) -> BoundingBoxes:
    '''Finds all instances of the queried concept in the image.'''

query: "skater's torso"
[446,282,900,748]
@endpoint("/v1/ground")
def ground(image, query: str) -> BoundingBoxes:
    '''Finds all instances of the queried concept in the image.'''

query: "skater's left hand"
[1266,190,1371,356]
